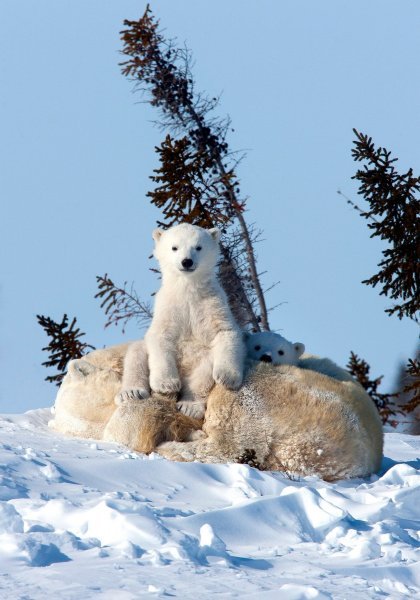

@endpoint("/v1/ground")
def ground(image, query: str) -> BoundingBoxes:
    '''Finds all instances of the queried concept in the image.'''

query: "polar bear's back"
[298,353,356,382]
[205,361,383,480]
[84,342,132,377]
[48,345,131,439]
[266,364,382,479]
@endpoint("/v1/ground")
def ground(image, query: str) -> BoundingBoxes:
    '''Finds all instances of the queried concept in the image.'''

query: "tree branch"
[95,274,153,333]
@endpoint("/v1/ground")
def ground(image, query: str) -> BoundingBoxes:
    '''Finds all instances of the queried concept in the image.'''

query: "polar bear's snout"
[260,353,273,363]
[181,257,194,270]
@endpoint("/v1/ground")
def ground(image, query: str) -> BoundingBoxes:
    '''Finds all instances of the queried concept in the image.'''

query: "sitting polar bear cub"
[120,223,245,419]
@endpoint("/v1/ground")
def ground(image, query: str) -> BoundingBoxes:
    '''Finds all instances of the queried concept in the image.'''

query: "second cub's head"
[245,331,305,366]
[152,223,221,278]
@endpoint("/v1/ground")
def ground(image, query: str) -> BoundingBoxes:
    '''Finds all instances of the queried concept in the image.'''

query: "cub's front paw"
[150,375,182,395]
[177,400,206,420]
[213,366,243,390]
[115,388,150,405]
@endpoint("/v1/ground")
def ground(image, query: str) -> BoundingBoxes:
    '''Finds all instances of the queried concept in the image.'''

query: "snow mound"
[0,408,419,598]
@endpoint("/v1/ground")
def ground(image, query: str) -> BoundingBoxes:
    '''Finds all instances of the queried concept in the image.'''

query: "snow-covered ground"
[0,409,419,599]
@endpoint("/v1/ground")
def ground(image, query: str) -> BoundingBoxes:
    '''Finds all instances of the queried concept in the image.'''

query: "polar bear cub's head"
[245,331,305,366]
[152,223,221,278]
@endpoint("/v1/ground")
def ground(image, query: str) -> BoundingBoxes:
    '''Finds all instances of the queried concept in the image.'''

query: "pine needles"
[351,129,420,322]
[37,315,95,385]
[347,351,400,426]
[344,130,420,428]
[95,274,153,333]
[401,357,420,415]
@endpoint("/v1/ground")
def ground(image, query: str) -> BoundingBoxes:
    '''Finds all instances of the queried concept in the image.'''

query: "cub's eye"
[254,345,261,351]
[172,246,178,251]
[278,350,284,356]
[196,246,202,251]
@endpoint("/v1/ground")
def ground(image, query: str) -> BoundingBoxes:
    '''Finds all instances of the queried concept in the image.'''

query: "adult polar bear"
[158,360,383,480]
[49,344,383,481]
[120,223,245,419]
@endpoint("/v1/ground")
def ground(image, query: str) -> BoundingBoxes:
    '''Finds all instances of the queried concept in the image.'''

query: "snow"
[0,409,419,599]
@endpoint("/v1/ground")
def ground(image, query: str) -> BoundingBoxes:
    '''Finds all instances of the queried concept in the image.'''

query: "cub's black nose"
[260,354,272,363]
[181,258,194,269]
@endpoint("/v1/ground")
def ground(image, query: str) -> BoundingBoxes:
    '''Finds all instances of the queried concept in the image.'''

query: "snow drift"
[0,408,419,599]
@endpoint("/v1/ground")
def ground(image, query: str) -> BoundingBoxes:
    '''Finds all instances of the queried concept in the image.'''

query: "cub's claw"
[150,376,182,395]
[177,400,206,420]
[115,388,150,405]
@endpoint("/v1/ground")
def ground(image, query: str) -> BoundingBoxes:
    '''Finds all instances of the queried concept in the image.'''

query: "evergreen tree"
[346,352,400,426]
[120,5,270,330]
[37,315,95,385]
[344,130,419,425]
[38,6,273,382]
[351,128,420,321]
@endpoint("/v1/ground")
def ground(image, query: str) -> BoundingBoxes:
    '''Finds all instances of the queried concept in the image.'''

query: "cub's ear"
[294,343,305,358]
[208,228,221,242]
[152,229,163,243]
[67,359,97,380]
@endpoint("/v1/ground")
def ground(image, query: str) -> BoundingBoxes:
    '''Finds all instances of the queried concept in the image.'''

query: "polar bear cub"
[244,331,356,383]
[245,331,305,366]
[120,223,245,418]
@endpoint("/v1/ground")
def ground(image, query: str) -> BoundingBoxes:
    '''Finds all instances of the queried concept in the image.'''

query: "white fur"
[117,340,150,403]
[125,223,244,419]
[299,354,356,383]
[245,331,305,366]
[49,343,383,480]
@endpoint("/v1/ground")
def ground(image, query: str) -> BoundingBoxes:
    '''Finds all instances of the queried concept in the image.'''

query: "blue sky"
[1,0,419,413]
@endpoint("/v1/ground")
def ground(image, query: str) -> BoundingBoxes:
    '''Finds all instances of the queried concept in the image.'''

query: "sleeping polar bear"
[158,360,383,480]
[49,342,383,481]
